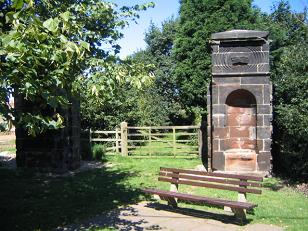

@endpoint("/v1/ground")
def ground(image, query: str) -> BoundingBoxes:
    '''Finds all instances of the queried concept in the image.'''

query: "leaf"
[0,49,6,55]
[47,97,58,108]
[43,18,59,33]
[13,11,20,19]
[65,42,80,55]
[12,0,24,10]
[91,85,97,96]
[60,11,70,22]
[5,12,14,23]
[25,82,32,89]
[59,35,68,43]
[79,41,90,51]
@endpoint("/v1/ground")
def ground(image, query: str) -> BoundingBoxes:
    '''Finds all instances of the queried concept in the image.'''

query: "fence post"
[149,128,152,157]
[120,122,128,156]
[115,127,119,153]
[89,128,92,143]
[198,125,202,157]
[173,127,176,158]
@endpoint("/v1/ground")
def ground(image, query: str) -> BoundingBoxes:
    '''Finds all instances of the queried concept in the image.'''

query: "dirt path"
[0,133,15,142]
[57,202,284,231]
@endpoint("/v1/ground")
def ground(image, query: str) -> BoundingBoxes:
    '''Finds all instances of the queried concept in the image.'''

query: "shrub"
[91,144,107,161]
[272,42,308,180]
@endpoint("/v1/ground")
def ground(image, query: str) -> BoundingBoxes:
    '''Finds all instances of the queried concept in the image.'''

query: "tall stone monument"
[207,30,272,174]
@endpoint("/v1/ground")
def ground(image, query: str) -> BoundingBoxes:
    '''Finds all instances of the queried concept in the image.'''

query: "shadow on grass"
[262,178,284,191]
[0,165,144,231]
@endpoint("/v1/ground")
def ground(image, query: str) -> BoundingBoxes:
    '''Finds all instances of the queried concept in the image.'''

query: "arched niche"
[225,89,257,151]
[224,89,257,172]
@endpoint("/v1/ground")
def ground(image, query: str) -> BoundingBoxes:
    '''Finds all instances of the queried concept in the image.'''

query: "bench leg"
[169,180,178,207]
[238,192,247,214]
[160,196,178,208]
[231,208,246,223]
[167,197,178,208]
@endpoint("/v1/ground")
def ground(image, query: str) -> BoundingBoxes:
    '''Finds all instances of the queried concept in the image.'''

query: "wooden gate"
[90,122,201,158]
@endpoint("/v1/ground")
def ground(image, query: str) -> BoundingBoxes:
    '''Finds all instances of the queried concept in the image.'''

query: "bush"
[272,42,308,180]
[0,122,6,132]
[91,144,107,161]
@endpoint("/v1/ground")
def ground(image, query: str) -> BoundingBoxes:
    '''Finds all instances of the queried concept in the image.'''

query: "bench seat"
[143,188,257,210]
[142,167,263,221]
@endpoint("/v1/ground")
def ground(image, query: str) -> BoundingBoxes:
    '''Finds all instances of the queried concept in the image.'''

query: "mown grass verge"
[0,156,307,231]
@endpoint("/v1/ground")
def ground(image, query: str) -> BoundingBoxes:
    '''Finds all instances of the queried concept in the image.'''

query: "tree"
[131,19,191,125]
[0,0,154,136]
[173,0,265,121]
[266,1,308,179]
[272,42,308,178]
[80,59,156,130]
[80,18,188,129]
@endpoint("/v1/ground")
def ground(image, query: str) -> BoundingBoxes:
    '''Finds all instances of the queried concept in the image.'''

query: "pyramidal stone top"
[211,30,269,40]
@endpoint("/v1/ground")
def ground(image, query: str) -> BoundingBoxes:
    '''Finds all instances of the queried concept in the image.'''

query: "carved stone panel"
[211,30,269,75]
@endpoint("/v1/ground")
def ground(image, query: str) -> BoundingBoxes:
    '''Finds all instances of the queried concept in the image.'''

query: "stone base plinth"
[224,149,257,172]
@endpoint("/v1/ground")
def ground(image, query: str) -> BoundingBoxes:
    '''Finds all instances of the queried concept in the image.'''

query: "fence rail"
[90,122,201,157]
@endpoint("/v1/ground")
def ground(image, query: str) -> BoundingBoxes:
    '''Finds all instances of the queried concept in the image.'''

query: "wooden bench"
[142,167,263,221]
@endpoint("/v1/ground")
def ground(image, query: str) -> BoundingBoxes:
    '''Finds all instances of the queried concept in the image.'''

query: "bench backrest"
[159,167,263,194]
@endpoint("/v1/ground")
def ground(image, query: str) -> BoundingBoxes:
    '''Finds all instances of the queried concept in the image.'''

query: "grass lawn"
[0,156,307,231]
[0,139,16,153]
[108,132,198,157]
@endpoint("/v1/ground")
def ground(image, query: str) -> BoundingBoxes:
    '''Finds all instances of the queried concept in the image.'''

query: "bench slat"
[158,177,262,194]
[143,188,257,210]
[160,167,263,182]
[159,172,262,188]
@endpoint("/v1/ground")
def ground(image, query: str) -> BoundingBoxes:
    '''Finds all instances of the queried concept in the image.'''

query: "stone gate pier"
[207,30,272,174]
[15,95,81,173]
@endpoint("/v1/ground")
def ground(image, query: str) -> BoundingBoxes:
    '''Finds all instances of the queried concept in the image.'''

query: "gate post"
[198,125,202,158]
[120,122,128,156]
[115,127,120,153]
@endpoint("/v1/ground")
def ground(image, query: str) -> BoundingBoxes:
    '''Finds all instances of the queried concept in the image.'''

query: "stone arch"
[224,89,257,171]
[218,85,263,107]
[225,89,257,150]
[226,89,256,107]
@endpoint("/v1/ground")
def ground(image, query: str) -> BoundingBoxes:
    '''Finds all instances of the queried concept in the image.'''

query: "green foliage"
[131,18,190,125]
[0,122,6,132]
[0,0,154,136]
[271,41,308,178]
[81,18,186,129]
[173,0,265,119]
[81,80,168,129]
[92,144,107,160]
[80,59,156,130]
[258,1,308,179]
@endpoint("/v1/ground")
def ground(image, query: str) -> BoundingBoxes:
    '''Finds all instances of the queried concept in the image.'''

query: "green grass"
[104,133,199,157]
[0,156,199,231]
[0,156,307,231]
[128,139,198,156]
[106,156,308,231]
[0,140,16,153]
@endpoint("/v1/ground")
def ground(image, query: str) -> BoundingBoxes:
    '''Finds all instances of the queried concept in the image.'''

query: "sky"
[110,0,308,58]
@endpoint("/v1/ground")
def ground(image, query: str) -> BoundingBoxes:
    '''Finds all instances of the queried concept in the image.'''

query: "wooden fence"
[90,128,121,153]
[90,122,201,157]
